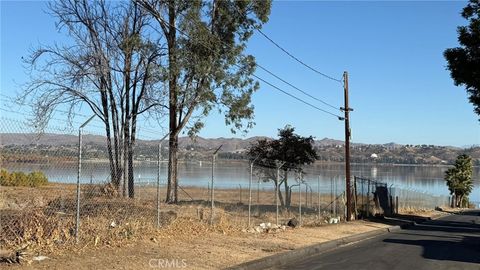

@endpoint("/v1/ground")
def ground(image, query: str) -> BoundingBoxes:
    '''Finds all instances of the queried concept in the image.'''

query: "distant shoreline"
[2,159,474,168]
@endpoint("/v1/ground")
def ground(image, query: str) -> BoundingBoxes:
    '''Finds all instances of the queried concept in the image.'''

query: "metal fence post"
[256,177,260,213]
[276,166,280,226]
[299,178,302,226]
[367,179,370,218]
[156,142,161,228]
[210,155,215,224]
[75,115,95,244]
[396,196,399,215]
[330,177,333,214]
[318,176,321,219]
[210,145,222,225]
[333,177,337,217]
[75,128,82,244]
[155,132,169,228]
[248,161,254,227]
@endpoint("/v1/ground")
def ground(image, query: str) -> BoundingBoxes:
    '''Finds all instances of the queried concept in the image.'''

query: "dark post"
[389,195,394,216]
[395,196,399,215]
[367,179,370,218]
[342,71,352,221]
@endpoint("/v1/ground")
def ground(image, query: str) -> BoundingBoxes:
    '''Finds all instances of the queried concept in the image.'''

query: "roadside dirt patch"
[3,220,390,270]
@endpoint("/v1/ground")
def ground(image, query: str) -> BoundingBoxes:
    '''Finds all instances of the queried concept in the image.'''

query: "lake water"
[3,161,479,201]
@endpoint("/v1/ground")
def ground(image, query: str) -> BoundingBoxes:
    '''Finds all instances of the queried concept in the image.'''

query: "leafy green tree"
[444,0,480,119]
[138,0,272,203]
[248,126,318,207]
[445,154,474,207]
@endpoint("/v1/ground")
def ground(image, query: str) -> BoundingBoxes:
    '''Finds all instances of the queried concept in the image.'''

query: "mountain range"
[0,133,478,165]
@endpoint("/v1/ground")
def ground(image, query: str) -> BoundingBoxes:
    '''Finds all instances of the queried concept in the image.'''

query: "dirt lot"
[3,220,392,269]
[0,183,445,269]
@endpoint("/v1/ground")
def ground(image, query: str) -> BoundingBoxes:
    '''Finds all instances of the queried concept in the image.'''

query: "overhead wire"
[256,64,340,111]
[229,3,342,83]
[251,74,343,120]
[255,29,343,83]
[146,6,344,120]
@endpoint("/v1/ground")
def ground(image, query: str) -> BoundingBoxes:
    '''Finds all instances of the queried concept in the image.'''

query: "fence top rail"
[354,176,387,187]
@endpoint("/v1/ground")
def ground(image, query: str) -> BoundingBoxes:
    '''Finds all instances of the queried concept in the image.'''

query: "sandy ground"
[3,220,391,270]
[0,183,450,270]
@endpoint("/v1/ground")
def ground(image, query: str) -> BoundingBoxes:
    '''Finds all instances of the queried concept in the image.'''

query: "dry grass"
[0,183,333,256]
[1,183,451,269]
[0,182,440,265]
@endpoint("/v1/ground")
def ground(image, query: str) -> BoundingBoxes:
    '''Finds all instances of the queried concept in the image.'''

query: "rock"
[287,218,299,228]
[254,226,263,233]
[32,256,49,262]
[328,217,339,224]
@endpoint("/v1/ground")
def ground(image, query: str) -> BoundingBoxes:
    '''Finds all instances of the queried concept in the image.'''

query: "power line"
[145,6,343,120]
[256,64,340,111]
[228,4,342,83]
[256,29,343,83]
[251,74,344,120]
[176,10,341,113]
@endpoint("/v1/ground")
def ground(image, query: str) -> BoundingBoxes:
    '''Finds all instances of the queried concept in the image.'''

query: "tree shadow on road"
[363,214,430,227]
[383,236,480,264]
[383,215,480,264]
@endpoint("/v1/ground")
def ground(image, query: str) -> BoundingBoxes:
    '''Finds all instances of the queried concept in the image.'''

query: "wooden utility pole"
[341,71,353,221]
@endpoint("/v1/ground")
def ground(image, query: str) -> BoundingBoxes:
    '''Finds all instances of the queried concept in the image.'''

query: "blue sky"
[1,1,479,146]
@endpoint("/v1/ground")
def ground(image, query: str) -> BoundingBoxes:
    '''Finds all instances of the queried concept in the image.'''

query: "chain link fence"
[0,116,457,254]
[353,176,451,218]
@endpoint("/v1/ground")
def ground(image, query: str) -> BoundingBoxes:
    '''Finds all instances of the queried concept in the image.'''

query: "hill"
[0,133,478,165]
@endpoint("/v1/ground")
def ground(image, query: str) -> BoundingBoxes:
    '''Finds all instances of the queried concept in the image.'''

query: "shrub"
[0,169,10,186]
[28,171,48,187]
[0,169,48,187]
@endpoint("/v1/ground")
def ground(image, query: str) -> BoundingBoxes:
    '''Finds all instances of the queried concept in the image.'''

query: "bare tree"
[22,0,167,197]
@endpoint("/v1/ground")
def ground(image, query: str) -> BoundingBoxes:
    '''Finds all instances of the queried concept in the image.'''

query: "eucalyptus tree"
[137,0,272,203]
[22,0,167,197]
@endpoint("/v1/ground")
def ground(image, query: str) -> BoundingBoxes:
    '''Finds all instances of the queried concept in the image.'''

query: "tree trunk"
[107,82,122,188]
[165,0,179,204]
[104,123,119,188]
[457,194,464,208]
[284,170,290,208]
[127,143,134,198]
[166,133,178,203]
[127,116,137,198]
[277,180,285,207]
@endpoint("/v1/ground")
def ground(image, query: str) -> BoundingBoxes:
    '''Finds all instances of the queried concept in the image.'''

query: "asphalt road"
[271,210,480,270]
